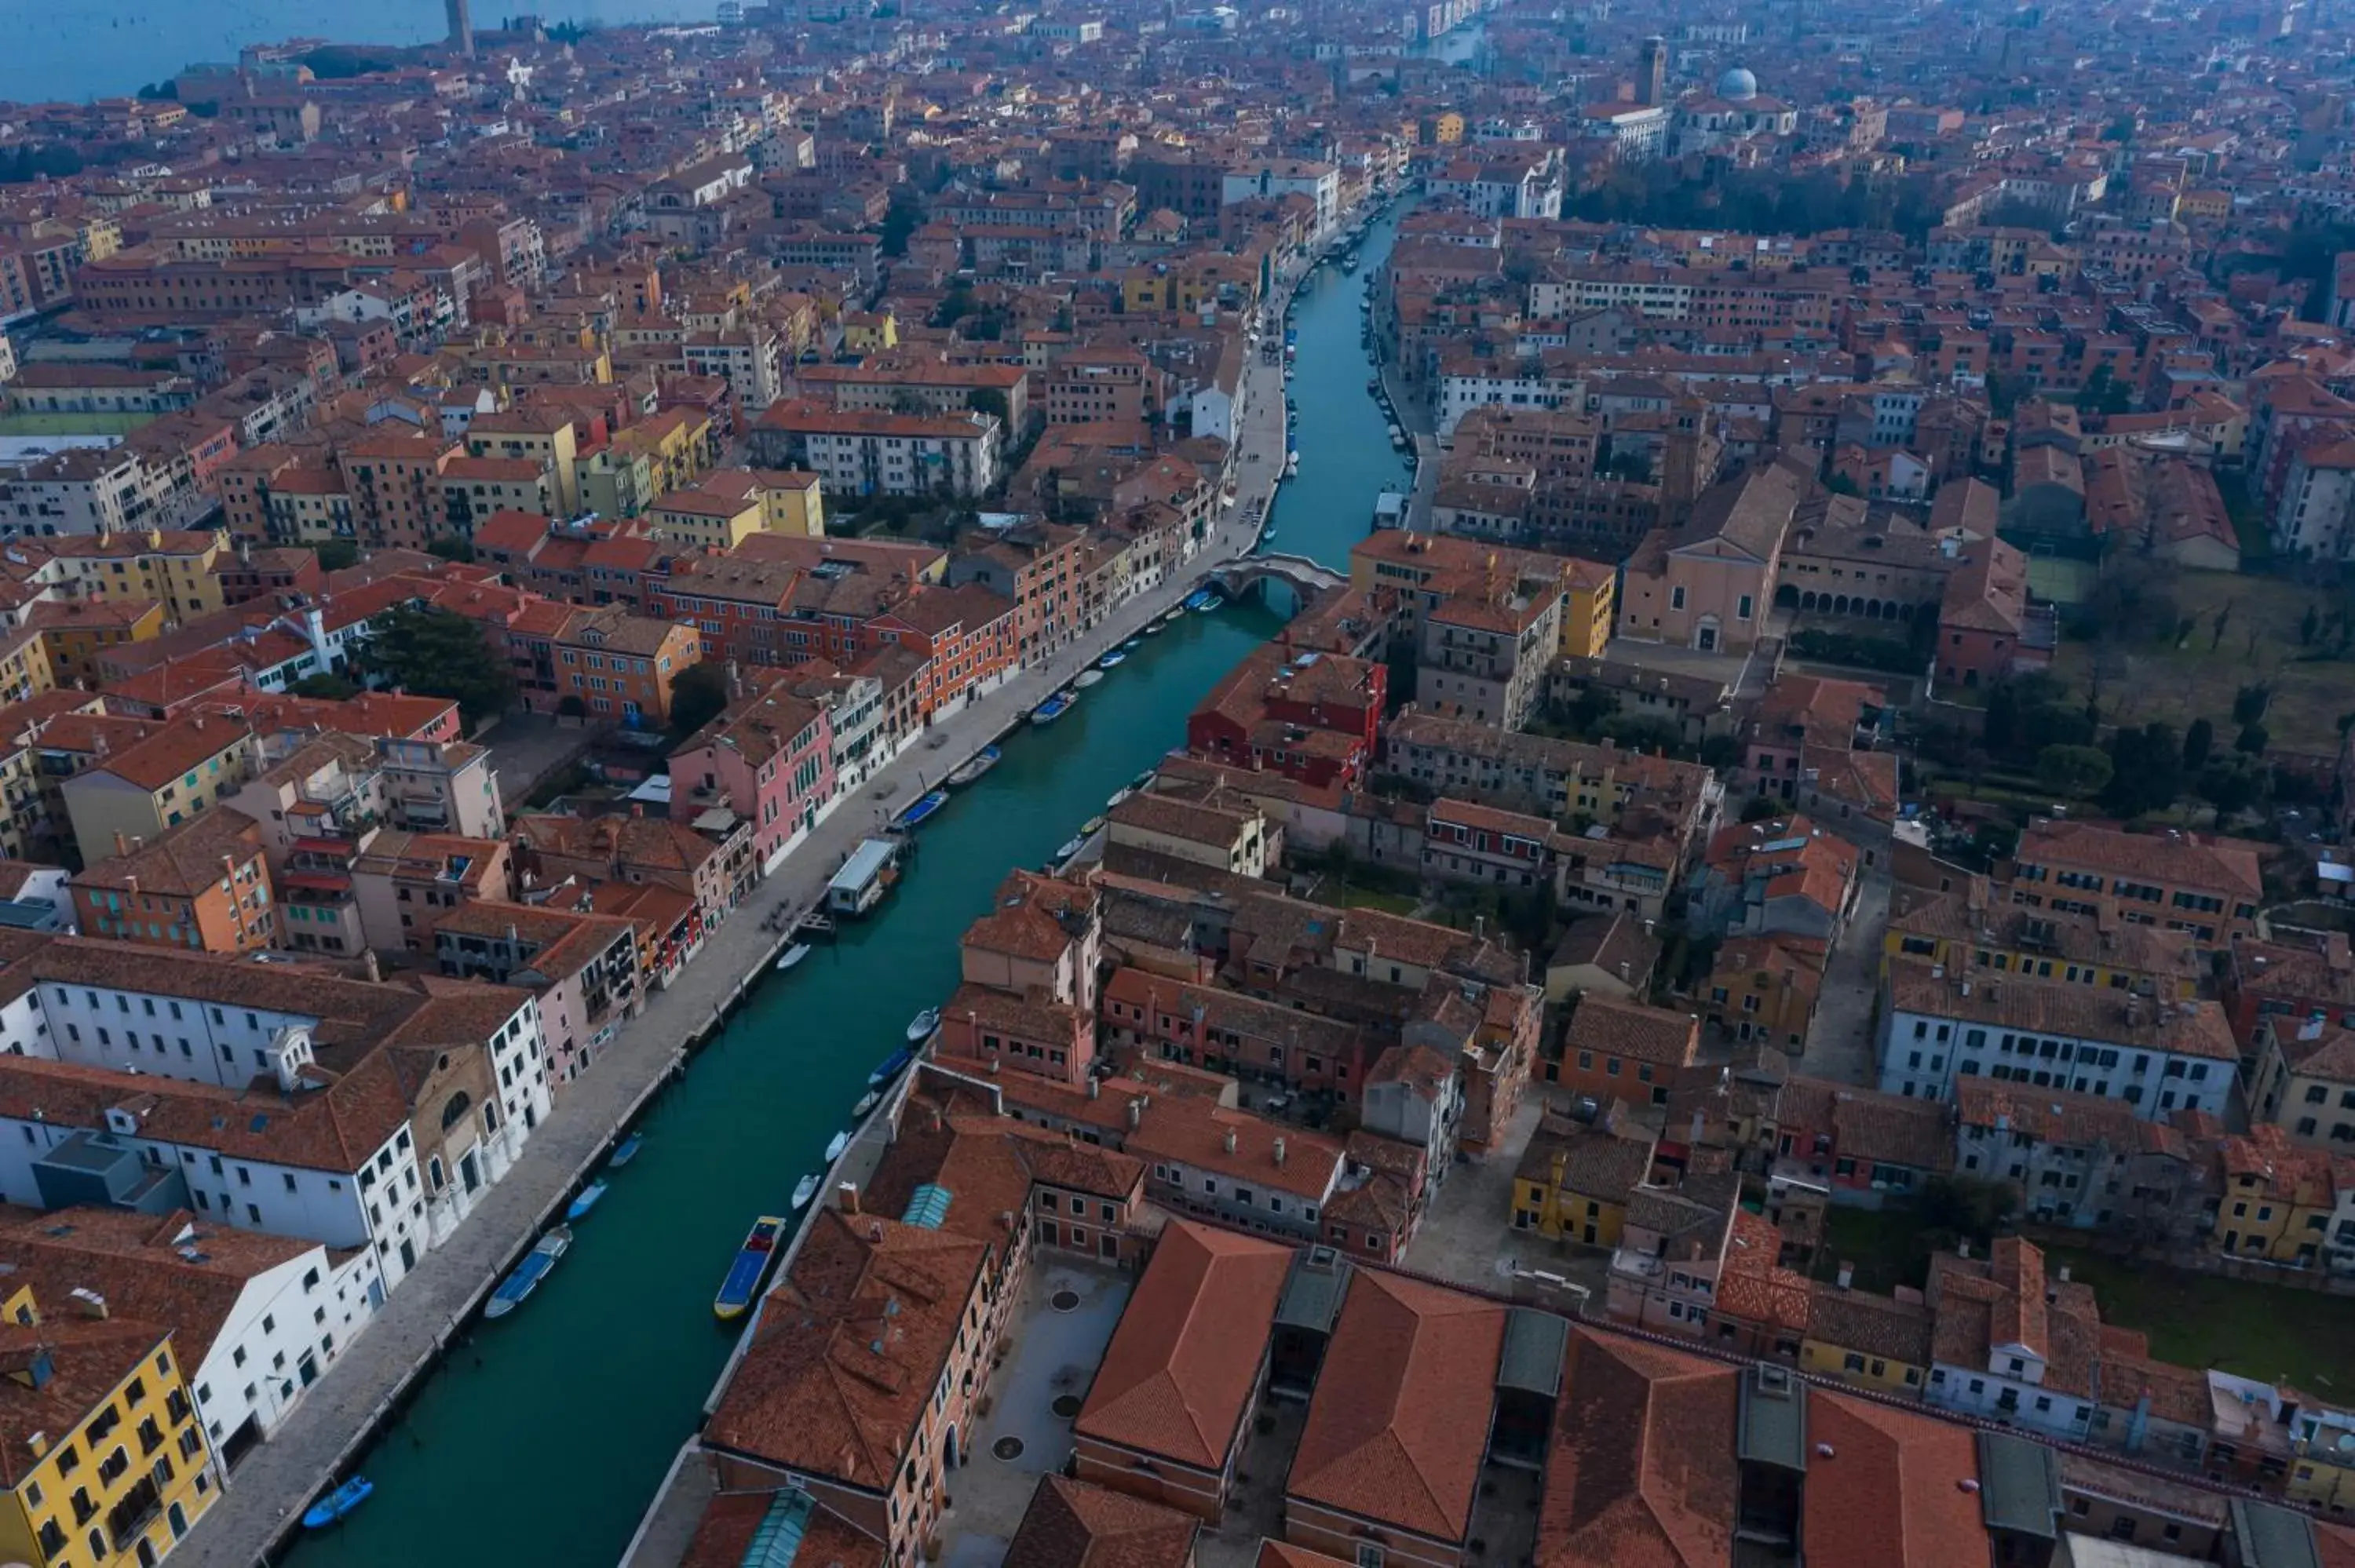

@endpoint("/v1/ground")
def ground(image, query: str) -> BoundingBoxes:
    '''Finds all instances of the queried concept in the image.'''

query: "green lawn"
[2046,1248,2355,1396]
[1325,883,1420,916]
[1820,1206,1936,1293]
[0,411,153,436]
[2050,567,2353,756]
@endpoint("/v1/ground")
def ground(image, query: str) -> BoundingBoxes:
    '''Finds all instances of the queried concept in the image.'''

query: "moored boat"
[1073,669,1105,689]
[1106,786,1133,810]
[714,1216,786,1320]
[303,1477,374,1531]
[1181,588,1216,612]
[851,1088,882,1119]
[1097,650,1126,670]
[946,746,1001,787]
[774,943,812,973]
[904,1009,940,1045]
[1123,636,1144,651]
[1056,835,1086,861]
[485,1227,573,1321]
[790,1173,820,1210]
[565,1181,608,1222]
[1081,814,1107,836]
[1031,691,1075,725]
[823,1129,852,1162]
[895,789,950,830]
[608,1133,644,1170]
[871,1046,917,1090]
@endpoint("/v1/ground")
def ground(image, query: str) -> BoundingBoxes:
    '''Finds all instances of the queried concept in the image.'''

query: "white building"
[0,940,553,1289]
[1221,160,1342,237]
[0,1204,383,1468]
[1877,955,2237,1119]
[2273,439,2355,560]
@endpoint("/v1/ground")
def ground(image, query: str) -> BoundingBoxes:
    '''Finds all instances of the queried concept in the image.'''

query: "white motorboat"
[774,943,812,972]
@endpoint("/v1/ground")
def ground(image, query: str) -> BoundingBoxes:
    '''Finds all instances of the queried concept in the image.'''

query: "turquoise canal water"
[1267,205,1417,569]
[287,201,1406,1568]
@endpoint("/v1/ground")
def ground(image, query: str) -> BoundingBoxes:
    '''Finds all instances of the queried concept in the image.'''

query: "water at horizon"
[0,0,714,104]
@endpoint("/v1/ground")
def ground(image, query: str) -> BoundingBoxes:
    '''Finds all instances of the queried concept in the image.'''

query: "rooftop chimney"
[1222,1126,1237,1154]
[1273,1136,1287,1166]
[835,1182,861,1215]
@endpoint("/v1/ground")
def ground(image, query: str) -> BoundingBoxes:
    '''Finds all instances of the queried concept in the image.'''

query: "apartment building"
[2006,818,2265,950]
[1879,955,2239,1118]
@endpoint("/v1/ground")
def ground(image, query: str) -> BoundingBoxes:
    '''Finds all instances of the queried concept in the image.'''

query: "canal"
[285,202,1406,1568]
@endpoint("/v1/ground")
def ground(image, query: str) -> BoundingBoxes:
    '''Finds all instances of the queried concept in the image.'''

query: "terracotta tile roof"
[678,1492,882,1568]
[1805,1283,1934,1366]
[1568,995,1701,1068]
[1802,1391,1991,1568]
[704,1207,989,1488]
[1886,955,2240,1061]
[71,806,267,896]
[1006,1476,1200,1568]
[2014,819,2263,903]
[1536,1329,1738,1567]
[1287,1270,1506,1544]
[0,1314,180,1487]
[83,713,250,793]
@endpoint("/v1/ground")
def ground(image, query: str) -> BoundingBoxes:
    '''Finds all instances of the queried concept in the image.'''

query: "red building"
[1185,644,1385,789]
[1934,537,2054,693]
[871,582,1021,720]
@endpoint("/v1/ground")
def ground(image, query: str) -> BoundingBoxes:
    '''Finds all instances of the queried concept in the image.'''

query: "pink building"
[939,870,1103,1086]
[668,673,836,873]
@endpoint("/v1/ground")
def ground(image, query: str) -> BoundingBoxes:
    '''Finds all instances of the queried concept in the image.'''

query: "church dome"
[1717,66,1759,100]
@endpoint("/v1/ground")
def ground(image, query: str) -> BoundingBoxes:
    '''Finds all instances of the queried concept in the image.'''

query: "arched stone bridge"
[1206,552,1346,604]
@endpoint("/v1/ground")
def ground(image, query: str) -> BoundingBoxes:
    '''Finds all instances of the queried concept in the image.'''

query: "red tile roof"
[1287,1271,1506,1544]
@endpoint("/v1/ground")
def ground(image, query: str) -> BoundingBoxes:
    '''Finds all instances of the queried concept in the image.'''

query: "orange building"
[1551,993,1701,1108]
[68,804,276,952]
[510,603,703,726]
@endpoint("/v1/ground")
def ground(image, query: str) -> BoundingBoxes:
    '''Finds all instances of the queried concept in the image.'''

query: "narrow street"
[1803,861,1890,1087]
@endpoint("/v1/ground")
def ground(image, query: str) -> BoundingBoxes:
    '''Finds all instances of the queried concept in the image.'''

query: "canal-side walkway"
[185,252,1320,1568]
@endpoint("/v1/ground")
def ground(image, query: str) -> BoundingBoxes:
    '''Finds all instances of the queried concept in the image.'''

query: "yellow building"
[1508,1118,1652,1247]
[646,489,766,552]
[37,531,229,624]
[0,1284,217,1568]
[27,601,166,687]
[1561,560,1616,660]
[614,407,716,498]
[1797,1284,1933,1395]
[2213,1129,2339,1266]
[2288,1408,2355,1514]
[1428,111,1466,144]
[466,409,582,516]
[711,470,825,538]
[1881,877,2201,1000]
[841,312,898,354]
[0,626,55,709]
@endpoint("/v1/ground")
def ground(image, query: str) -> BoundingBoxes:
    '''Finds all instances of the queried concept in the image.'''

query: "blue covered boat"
[714,1216,787,1321]
[1181,588,1217,612]
[1097,650,1126,670]
[896,789,950,829]
[565,1180,608,1222]
[303,1476,374,1530]
[485,1227,571,1320]
[946,746,1001,787]
[871,1045,915,1088]
[607,1133,644,1169]
[1030,692,1074,725]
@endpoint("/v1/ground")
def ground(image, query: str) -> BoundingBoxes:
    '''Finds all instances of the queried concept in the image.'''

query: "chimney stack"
[1273,1136,1286,1166]
[835,1182,861,1215]
[1836,1262,1854,1291]
[1126,1099,1141,1129]
[1222,1126,1237,1154]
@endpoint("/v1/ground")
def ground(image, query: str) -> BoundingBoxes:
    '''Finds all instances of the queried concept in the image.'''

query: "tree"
[666,662,732,740]
[2036,743,2113,799]
[2232,683,2271,725]
[2101,722,2182,818]
[286,673,360,700]
[2199,754,2265,819]
[2302,604,2322,646]
[2236,721,2270,756]
[1982,680,2023,756]
[2182,717,2214,773]
[352,605,514,727]
[1917,1174,2018,1255]
[2075,364,2134,416]
[316,539,360,572]
[878,188,923,257]
[425,536,476,563]
[1740,794,1784,823]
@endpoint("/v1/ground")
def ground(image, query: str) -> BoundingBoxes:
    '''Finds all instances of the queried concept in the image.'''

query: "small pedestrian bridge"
[1207,552,1347,606]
